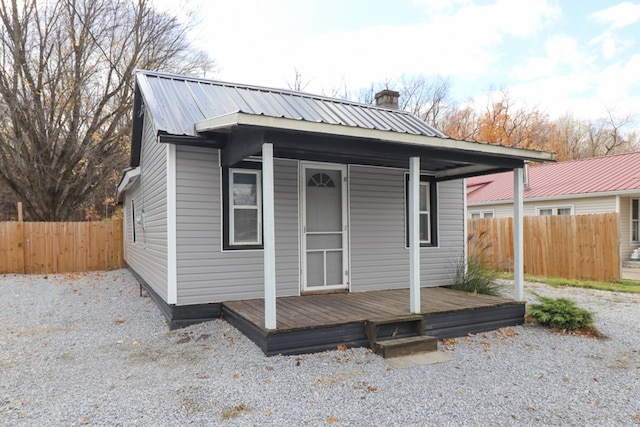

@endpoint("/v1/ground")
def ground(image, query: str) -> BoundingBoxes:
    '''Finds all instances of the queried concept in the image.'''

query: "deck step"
[365,315,424,349]
[374,335,438,358]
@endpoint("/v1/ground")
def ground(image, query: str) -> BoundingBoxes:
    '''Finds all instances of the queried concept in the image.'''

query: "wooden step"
[374,335,438,359]
[365,315,424,349]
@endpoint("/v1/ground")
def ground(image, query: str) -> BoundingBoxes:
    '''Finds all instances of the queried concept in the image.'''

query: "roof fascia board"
[195,112,556,163]
[436,164,520,181]
[468,188,640,206]
[157,133,226,148]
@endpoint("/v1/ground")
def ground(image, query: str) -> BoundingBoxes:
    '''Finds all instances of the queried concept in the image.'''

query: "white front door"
[301,163,348,292]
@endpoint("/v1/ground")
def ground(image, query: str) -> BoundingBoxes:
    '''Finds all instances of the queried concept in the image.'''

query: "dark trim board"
[127,266,221,329]
[423,304,525,339]
[222,305,369,356]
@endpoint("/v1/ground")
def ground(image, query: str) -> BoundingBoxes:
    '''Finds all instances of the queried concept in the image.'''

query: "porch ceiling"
[194,112,556,181]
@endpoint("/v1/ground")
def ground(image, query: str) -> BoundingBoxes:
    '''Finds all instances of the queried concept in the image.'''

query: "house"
[466,152,640,262]
[116,70,554,354]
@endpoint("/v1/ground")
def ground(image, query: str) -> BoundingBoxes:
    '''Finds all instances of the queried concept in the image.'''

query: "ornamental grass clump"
[526,293,594,331]
[451,255,504,296]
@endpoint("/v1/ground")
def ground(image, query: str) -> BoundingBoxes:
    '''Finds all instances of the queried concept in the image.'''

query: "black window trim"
[222,161,264,250]
[404,173,438,248]
[131,199,136,243]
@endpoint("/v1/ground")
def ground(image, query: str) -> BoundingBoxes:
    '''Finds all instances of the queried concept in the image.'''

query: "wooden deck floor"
[224,287,517,332]
[222,287,525,355]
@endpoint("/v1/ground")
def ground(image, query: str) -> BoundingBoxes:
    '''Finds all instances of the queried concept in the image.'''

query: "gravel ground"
[1,270,639,426]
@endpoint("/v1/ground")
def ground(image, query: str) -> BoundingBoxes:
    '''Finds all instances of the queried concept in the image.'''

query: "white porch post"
[409,157,421,313]
[263,143,277,329]
[513,167,524,301]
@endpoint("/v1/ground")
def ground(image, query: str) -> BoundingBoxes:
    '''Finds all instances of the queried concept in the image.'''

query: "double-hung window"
[223,164,262,249]
[405,175,437,247]
[632,198,639,243]
[537,206,573,216]
[468,210,494,219]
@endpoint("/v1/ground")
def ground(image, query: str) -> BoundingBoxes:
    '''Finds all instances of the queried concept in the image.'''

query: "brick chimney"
[375,89,400,109]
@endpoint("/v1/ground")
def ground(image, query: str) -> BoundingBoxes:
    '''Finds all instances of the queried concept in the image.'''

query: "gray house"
[117,70,554,355]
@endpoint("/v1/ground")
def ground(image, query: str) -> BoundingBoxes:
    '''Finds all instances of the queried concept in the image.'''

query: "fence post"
[18,202,25,274]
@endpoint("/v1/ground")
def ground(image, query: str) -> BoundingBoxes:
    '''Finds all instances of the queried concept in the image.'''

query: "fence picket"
[0,221,124,274]
[468,213,619,282]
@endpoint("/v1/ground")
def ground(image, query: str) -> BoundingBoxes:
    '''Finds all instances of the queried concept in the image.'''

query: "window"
[632,198,639,243]
[405,175,437,247]
[131,200,136,243]
[536,206,573,216]
[223,163,262,249]
[468,210,494,219]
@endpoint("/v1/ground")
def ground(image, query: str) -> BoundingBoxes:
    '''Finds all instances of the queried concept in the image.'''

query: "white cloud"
[590,1,640,29]
[596,54,640,100]
[511,35,585,80]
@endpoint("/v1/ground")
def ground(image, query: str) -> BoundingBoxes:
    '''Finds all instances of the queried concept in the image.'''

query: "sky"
[154,0,640,127]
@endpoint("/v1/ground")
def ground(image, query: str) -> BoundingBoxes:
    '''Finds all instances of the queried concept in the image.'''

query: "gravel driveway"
[1,270,639,426]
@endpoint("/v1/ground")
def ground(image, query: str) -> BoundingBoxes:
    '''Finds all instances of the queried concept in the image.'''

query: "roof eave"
[195,112,557,163]
[116,167,141,203]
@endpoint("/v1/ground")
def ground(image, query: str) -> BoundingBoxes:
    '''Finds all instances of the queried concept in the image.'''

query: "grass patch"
[496,272,640,294]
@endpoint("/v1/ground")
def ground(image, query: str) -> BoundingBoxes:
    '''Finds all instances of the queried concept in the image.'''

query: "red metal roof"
[467,151,640,203]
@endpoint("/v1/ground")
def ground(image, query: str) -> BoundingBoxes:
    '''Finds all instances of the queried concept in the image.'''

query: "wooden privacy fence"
[0,220,124,274]
[468,213,620,282]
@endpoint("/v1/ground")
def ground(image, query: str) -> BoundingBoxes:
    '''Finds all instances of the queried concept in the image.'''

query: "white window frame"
[535,205,574,216]
[404,173,437,248]
[468,210,495,219]
[229,168,262,246]
[631,198,639,243]
[419,181,431,244]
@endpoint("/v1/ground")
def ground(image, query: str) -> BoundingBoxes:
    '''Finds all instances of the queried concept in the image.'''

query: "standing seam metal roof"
[136,70,447,139]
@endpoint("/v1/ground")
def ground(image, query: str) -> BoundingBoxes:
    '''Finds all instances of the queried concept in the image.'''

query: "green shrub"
[526,293,594,330]
[451,255,504,296]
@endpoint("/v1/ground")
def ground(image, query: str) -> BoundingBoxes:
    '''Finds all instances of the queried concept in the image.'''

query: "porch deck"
[222,287,525,355]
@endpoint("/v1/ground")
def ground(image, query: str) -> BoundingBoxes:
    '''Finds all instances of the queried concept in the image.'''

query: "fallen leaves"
[221,404,249,420]
[441,338,458,351]
[176,335,191,344]
[327,416,338,423]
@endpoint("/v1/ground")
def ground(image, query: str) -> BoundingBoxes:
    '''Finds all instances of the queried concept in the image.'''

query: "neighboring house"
[116,70,553,332]
[466,152,640,261]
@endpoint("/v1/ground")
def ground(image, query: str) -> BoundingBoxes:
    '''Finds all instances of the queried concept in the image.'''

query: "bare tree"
[286,67,312,92]
[398,75,451,128]
[0,0,214,220]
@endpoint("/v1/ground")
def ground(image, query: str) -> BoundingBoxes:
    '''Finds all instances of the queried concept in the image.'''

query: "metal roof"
[467,151,640,203]
[135,70,447,139]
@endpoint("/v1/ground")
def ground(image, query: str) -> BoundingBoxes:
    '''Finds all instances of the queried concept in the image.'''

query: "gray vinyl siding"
[175,146,298,304]
[123,108,169,301]
[349,165,464,291]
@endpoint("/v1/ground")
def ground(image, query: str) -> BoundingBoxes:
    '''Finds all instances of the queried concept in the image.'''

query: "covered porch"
[222,286,525,356]
[194,115,554,334]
